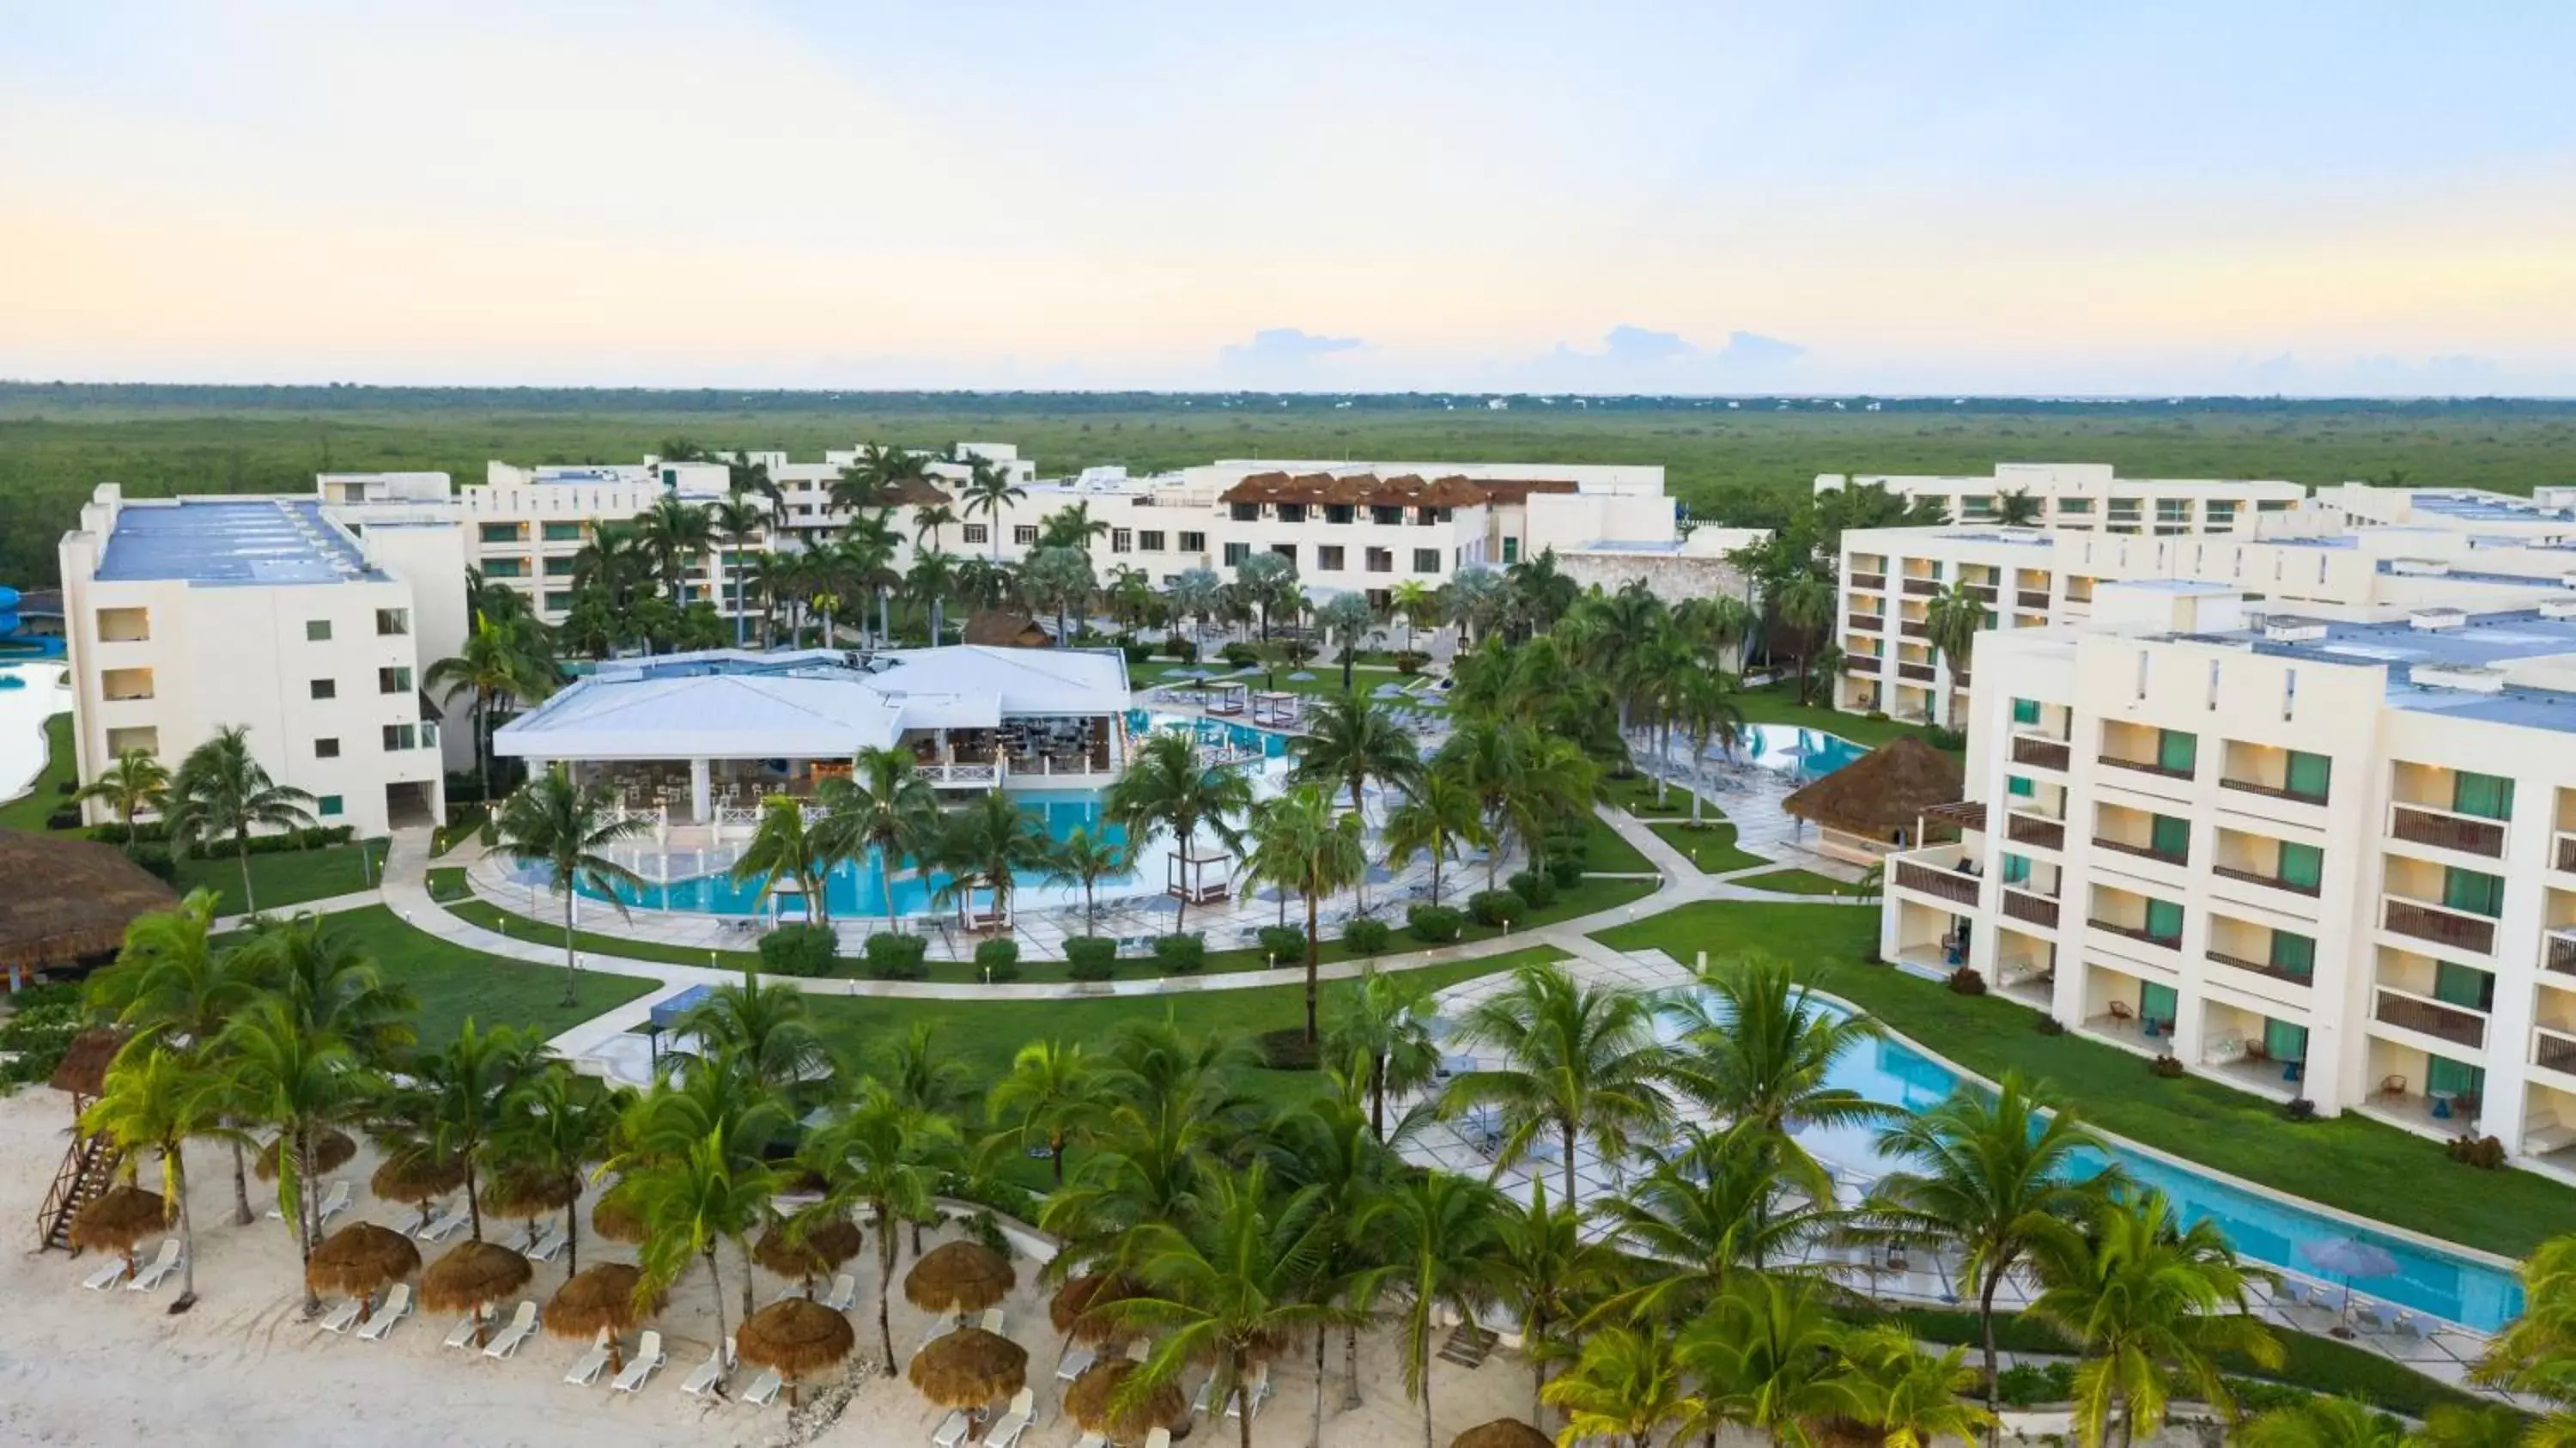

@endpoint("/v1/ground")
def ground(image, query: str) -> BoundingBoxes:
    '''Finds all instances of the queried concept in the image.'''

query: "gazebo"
[0,829,179,994]
[1203,680,1248,717]
[1249,691,1301,729]
[1778,735,1965,864]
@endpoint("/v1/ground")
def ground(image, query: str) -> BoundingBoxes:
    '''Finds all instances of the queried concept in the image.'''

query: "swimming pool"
[0,662,70,804]
[1731,723,1869,779]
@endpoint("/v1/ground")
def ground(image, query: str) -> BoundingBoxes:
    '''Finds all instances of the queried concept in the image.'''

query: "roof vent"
[2389,558,2451,576]
[2263,616,2328,642]
[2409,608,2467,631]
[2414,663,2506,694]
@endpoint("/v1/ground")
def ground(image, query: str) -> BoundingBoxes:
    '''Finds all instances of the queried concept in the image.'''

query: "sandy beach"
[0,1084,1547,1448]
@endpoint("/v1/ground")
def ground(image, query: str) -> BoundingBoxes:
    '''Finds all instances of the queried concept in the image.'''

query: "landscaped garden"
[172,839,387,916]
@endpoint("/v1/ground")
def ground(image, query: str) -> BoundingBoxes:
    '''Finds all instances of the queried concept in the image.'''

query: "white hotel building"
[1880,579,2576,1176]
[1816,461,2307,534]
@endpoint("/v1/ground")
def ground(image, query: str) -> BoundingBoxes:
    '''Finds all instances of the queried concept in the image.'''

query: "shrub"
[1467,890,1524,928]
[2447,1134,2506,1170]
[425,867,472,903]
[1279,640,1319,666]
[2035,1015,2067,1037]
[974,937,1021,983]
[121,842,176,884]
[1162,638,1199,662]
[45,808,80,830]
[1121,642,1156,666]
[757,922,841,977]
[1152,934,1205,975]
[1252,1026,1319,1071]
[1063,936,1119,982]
[2149,1054,2185,1079]
[1219,642,1261,668]
[1945,965,1987,996]
[1392,649,1430,675]
[1544,830,1589,868]
[88,821,171,845]
[0,984,84,1089]
[1406,903,1463,944]
[1994,1362,2062,1408]
[1545,855,1584,890]
[1506,869,1556,910]
[1343,916,1391,956]
[1866,709,1891,722]
[1926,725,1968,751]
[1256,925,1308,963]
[2283,1097,2318,1122]
[860,931,929,981]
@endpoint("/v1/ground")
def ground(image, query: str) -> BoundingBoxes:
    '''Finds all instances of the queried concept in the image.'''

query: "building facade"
[1816,462,2306,533]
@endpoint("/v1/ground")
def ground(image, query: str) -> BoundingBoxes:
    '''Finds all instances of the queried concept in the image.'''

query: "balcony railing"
[1966,584,1998,605]
[2210,863,2322,897]
[1899,663,1936,683]
[2012,735,2071,771]
[2099,754,2194,781]
[2546,928,2576,977]
[2017,589,2051,611]
[2087,918,2182,952]
[2209,951,2312,987]
[2220,776,2329,806]
[2374,989,2486,1049]
[1849,613,1884,633]
[2008,815,2065,851]
[1895,861,1981,907]
[1842,656,1882,676]
[2391,804,2506,859]
[2539,1029,2576,1078]
[2002,889,2060,929]
[2557,832,2576,874]
[2384,898,2496,954]
[1899,621,1930,639]
[2094,837,2187,867]
[1902,577,1941,597]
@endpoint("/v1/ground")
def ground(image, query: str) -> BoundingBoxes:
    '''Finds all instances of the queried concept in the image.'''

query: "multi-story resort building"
[1816,461,2307,533]
[1879,577,2576,1178]
[55,483,471,837]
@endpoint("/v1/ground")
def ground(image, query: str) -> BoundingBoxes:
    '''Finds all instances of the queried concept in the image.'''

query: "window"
[2057,498,2093,515]
[2012,697,2041,727]
[2433,961,2495,1012]
[381,723,418,751]
[544,591,574,611]
[2155,499,2191,523]
[541,521,585,542]
[1316,545,1346,571]
[1230,502,1261,522]
[374,609,409,636]
[378,666,412,695]
[1324,505,1354,525]
[963,524,988,544]
[1276,503,1307,524]
[1370,506,1404,526]
[2149,815,2190,861]
[2007,775,2035,798]
[479,557,526,579]
[2263,1019,2309,1062]
[2140,981,2178,1026]
[317,795,343,818]
[1223,542,1251,567]
[543,557,576,577]
[1412,548,1441,574]
[1177,531,1206,552]
[2208,501,2238,526]
[2284,750,2330,800]
[1365,548,1393,574]
[1111,529,1133,554]
[314,738,340,759]
[2156,729,2197,774]
[1012,526,1038,545]
[1269,544,1297,563]
[306,619,333,642]
[1961,495,1996,519]
[2001,853,2032,885]
[2142,898,2184,944]
[2277,841,2324,890]
[2442,867,2506,918]
[1139,531,1165,552]
[2267,930,2315,980]
[309,678,337,701]
[2451,771,2514,821]
[477,522,524,545]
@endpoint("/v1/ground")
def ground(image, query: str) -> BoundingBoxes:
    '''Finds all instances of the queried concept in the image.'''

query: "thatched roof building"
[959,611,1054,648]
[1778,736,1965,863]
[1,829,178,991]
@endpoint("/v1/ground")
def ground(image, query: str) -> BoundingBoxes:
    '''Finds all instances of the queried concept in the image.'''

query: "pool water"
[0,662,70,803]
[1123,709,1291,760]
[1732,723,1869,779]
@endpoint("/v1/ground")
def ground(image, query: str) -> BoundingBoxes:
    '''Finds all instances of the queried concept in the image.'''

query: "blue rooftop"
[2409,492,2576,524]
[97,500,383,586]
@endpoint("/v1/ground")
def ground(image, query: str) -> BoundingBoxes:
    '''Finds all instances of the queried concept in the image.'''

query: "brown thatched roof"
[255,1128,356,1181]
[1454,1421,1555,1448]
[370,1147,466,1206]
[904,1240,1016,1314]
[960,610,1052,648]
[480,1166,578,1220]
[1050,1273,1142,1343]
[0,830,177,972]
[754,1217,863,1279]
[306,1221,422,1298]
[907,1326,1028,1408]
[1216,472,1577,510]
[49,1028,128,1098]
[420,1239,532,1314]
[590,1182,645,1245]
[1779,736,1964,840]
[1064,1358,1185,1439]
[736,1297,856,1378]
[544,1262,661,1339]
[846,475,952,508]
[71,1183,167,1252]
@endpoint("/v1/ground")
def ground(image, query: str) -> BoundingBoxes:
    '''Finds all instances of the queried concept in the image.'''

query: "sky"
[2,1,2573,395]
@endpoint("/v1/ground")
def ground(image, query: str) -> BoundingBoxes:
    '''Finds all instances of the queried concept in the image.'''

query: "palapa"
[589,1183,646,1245]
[420,1238,532,1344]
[254,1127,355,1181]
[480,1165,578,1225]
[369,1146,466,1230]
[70,1183,167,1267]
[48,1027,129,1100]
[544,1262,662,1369]
[1777,735,1963,843]
[305,1221,422,1305]
[1453,1421,1555,1448]
[0,829,178,976]
[1063,1358,1185,1441]
[736,1297,856,1407]
[1048,1273,1142,1344]
[907,1326,1028,1409]
[755,1216,864,1282]
[903,1239,1015,1315]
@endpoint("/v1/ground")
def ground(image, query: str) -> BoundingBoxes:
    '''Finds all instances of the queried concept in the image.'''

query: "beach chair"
[1224,1362,1271,1421]
[742,1368,783,1408]
[987,1388,1036,1448]
[529,1224,568,1262]
[482,1299,540,1359]
[2354,1300,2397,1335]
[612,1330,665,1392]
[313,1180,352,1225]
[914,1313,958,1358]
[81,1255,131,1291]
[1188,1376,1214,1418]
[823,1273,858,1312]
[979,1306,1005,1335]
[357,1284,411,1341]
[771,1279,811,1305]
[931,1410,969,1447]
[1074,1436,1106,1448]
[1055,1347,1097,1385]
[319,1297,365,1333]
[1145,1428,1172,1448]
[415,1202,469,1242]
[443,1312,483,1350]
[2391,1309,2428,1341]
[564,1326,614,1386]
[677,1341,733,1396]
[126,1239,183,1292]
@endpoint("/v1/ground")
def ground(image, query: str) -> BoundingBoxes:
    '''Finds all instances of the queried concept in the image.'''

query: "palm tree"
[1021,545,1097,646]
[2236,1395,2409,1448]
[425,618,562,801]
[708,495,769,648]
[1366,1171,1507,1448]
[1865,1073,2117,1434]
[727,792,838,927]
[1043,825,1131,938]
[1106,730,1254,933]
[1542,1321,1695,1448]
[1994,489,2042,526]
[1493,1178,1617,1422]
[570,520,653,618]
[742,551,793,647]
[1242,784,1364,1043]
[1442,565,1504,646]
[936,787,1048,932]
[1039,500,1111,549]
[803,1080,957,1367]
[487,765,651,1004]
[1273,1096,1396,1420]
[1381,770,1485,908]
[960,458,1027,565]
[988,1040,1097,1186]
[1660,953,1896,1195]
[1838,1325,1995,1448]
[907,548,960,645]
[82,1044,224,1311]
[2024,1191,2282,1448]
[1923,581,1991,724]
[1290,694,1419,913]
[76,747,172,836]
[85,890,268,1223]
[1776,572,1836,707]
[674,970,833,1098]
[1233,551,1298,642]
[2473,1236,2576,1445]
[396,1019,544,1244]
[624,1122,781,1375]
[912,502,957,555]
[168,726,319,917]
[636,496,715,611]
[1443,961,1669,1206]
[233,913,417,1064]
[837,509,905,646]
[219,995,368,1309]
[1388,578,1434,654]
[491,1062,626,1278]
[1672,668,1746,827]
[1595,1125,1849,1325]
[1677,1273,1869,1448]
[834,746,939,932]
[1321,967,1437,1141]
[1315,591,1377,691]
[1169,567,1224,649]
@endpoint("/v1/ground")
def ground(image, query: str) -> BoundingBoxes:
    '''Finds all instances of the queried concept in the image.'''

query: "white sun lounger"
[931,1410,969,1448]
[914,1314,959,1358]
[678,1340,733,1396]
[528,1224,568,1263]
[1074,1435,1106,1448]
[822,1273,857,1312]
[483,1299,539,1359]
[987,1388,1036,1448]
[1224,1363,1271,1421]
[444,1312,483,1349]
[1145,1429,1172,1448]
[1055,1347,1097,1384]
[319,1297,365,1333]
[415,1203,469,1242]
[771,1280,811,1305]
[313,1180,352,1225]
[742,1367,783,1408]
[357,1284,411,1341]
[564,1326,613,1386]
[81,1255,131,1291]
[1188,1376,1213,1417]
[126,1239,183,1292]
[978,1307,1005,1335]
[611,1330,665,1392]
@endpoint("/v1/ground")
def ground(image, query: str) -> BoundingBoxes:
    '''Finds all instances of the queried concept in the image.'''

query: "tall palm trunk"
[705,1249,730,1374]
[1978,1269,2004,1448]
[235,830,258,916]
[1418,1334,1437,1448]
[874,1206,898,1366]
[1560,1119,1578,1214]
[295,1133,321,1313]
[465,1157,484,1242]
[1312,1327,1327,1448]
[559,886,580,1007]
[1236,1350,1256,1448]
[229,1139,253,1226]
[1346,1323,1364,1408]
[564,1196,581,1278]
[167,1144,197,1311]
[1302,889,1323,1043]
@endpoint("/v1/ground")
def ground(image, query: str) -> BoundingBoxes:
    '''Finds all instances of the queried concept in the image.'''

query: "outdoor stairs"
[38,1132,119,1253]
[1436,1321,1499,1370]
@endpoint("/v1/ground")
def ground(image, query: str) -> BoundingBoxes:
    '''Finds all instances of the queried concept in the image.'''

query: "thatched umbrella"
[755,1216,864,1288]
[47,1027,129,1102]
[481,1167,578,1255]
[70,1183,167,1274]
[737,1297,857,1408]
[1064,1358,1186,1443]
[544,1262,662,1371]
[1454,1421,1554,1448]
[370,1147,466,1232]
[589,1183,646,1246]
[305,1221,422,1314]
[1049,1273,1143,1346]
[254,1128,356,1181]
[420,1238,532,1347]
[0,829,177,994]
[908,1326,1029,1417]
[903,1240,1015,1317]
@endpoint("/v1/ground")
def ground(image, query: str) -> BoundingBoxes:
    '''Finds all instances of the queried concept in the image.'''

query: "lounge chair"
[482,1299,540,1359]
[529,1225,568,1262]
[914,1314,958,1358]
[822,1273,857,1312]
[978,1306,1005,1335]
[1188,1376,1214,1418]
[1055,1347,1097,1384]
[2354,1300,2397,1335]
[611,1330,665,1392]
[443,1312,483,1349]
[929,1409,969,1447]
[313,1180,352,1225]
[82,1255,131,1291]
[771,1280,811,1305]
[1074,1436,1106,1448]
[319,1297,365,1333]
[564,1326,613,1386]
[415,1203,469,1242]
[678,1341,734,1396]
[742,1368,783,1408]
[1145,1428,1172,1448]
[1224,1362,1272,1421]
[987,1388,1036,1448]
[357,1284,411,1341]
[126,1238,183,1292]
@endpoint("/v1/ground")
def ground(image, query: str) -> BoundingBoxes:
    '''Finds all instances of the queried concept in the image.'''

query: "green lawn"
[426,866,472,903]
[1577,812,1656,874]
[173,840,387,915]
[432,804,489,856]
[306,904,655,1044]
[1603,773,1694,818]
[1735,867,1873,897]
[1593,901,2576,1259]
[1647,818,1768,873]
[1732,682,1958,753]
[0,711,76,830]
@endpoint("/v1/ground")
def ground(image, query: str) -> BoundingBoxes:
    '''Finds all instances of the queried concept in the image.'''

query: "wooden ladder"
[1436,1320,1499,1370]
[38,1132,119,1253]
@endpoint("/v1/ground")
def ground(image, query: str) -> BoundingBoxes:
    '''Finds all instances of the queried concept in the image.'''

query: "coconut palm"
[490,1062,626,1278]
[1365,1171,1509,1448]
[1273,1096,1399,1419]
[1776,572,1836,707]
[636,496,715,610]
[392,1019,545,1244]
[167,725,319,917]
[1381,769,1486,908]
[1994,489,2042,526]
[1039,499,1111,549]
[1388,578,1434,653]
[987,1040,1097,1187]
[2023,1191,2282,1448]
[1169,567,1224,648]
[1865,1073,2118,1433]
[425,617,562,801]
[727,792,838,927]
[1923,581,1991,722]
[1660,953,1896,1195]
[836,508,905,646]
[1493,1177,1619,1422]
[570,520,653,617]
[1592,1123,1850,1324]
[2473,1236,2576,1445]
[1242,784,1365,1043]
[2236,1395,2409,1448]
[232,912,417,1064]
[624,1121,781,1372]
[1542,1321,1696,1448]
[912,502,957,554]
[1838,1325,1995,1448]
[219,995,369,1307]
[1019,544,1097,646]
[672,970,833,1101]
[1321,966,1438,1141]
[81,1045,225,1311]
[960,457,1027,565]
[75,746,171,836]
[1677,1272,1869,1448]
[488,765,652,1004]
[935,787,1049,932]
[1443,565,1504,646]
[1042,825,1132,938]
[708,494,769,647]
[1106,729,1254,933]
[1671,668,1746,827]
[1443,961,1670,1206]
[833,746,939,932]
[802,1080,958,1367]
[907,547,960,645]
[1234,550,1298,641]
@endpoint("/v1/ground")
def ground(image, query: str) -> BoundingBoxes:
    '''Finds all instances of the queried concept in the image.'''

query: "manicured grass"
[1733,682,1959,753]
[1735,867,1872,897]
[311,904,655,1044]
[432,804,489,856]
[425,867,472,903]
[1593,902,2576,1258]
[1602,773,1693,818]
[1577,811,1656,874]
[0,711,76,830]
[1646,818,1768,873]
[173,840,387,915]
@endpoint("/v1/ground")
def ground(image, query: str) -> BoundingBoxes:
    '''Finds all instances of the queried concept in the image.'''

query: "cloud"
[1219,327,1364,367]
[1595,325,1695,364]
[1528,325,1809,390]
[1710,330,1807,368]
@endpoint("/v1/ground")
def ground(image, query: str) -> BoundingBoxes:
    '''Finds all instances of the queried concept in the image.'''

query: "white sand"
[0,1085,1545,1447]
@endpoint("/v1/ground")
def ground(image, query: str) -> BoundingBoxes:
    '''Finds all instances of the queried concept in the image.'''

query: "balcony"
[1898,663,1935,683]
[1902,577,1941,597]
[2220,776,2328,806]
[2373,989,2486,1049]
[2547,928,2576,977]
[1849,613,1884,633]
[1842,656,1883,677]
[1965,584,1998,605]
[1850,572,1886,592]
[1899,620,1930,639]
[2098,753,2194,782]
[2012,735,2071,771]
[1895,860,1982,907]
[2390,804,2506,859]
[2094,837,2187,868]
[2017,589,2050,611]
[2538,1028,2576,1079]
[2208,951,2311,987]
[2007,814,2065,851]
[2383,898,2496,955]
[2209,863,2321,897]
[2087,918,2182,952]
[2002,889,2060,929]
[2556,832,2576,874]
